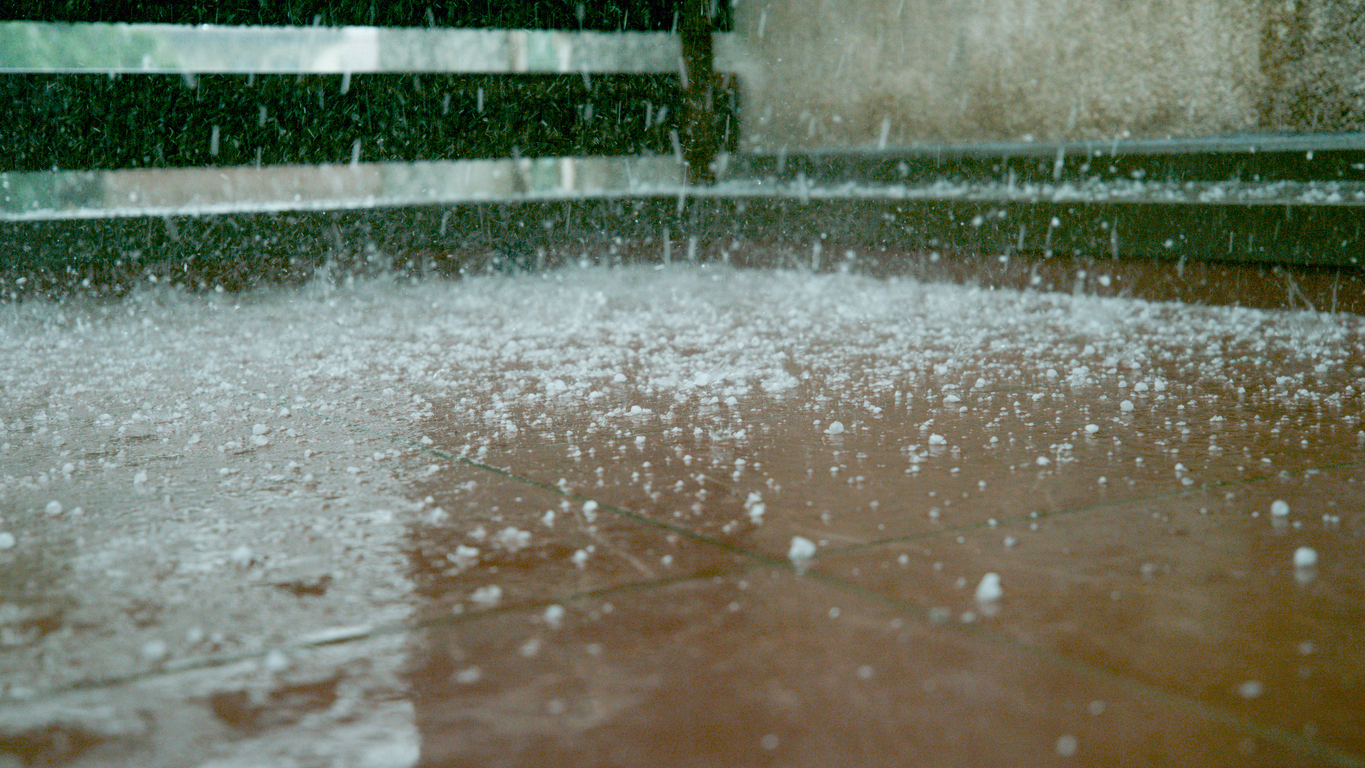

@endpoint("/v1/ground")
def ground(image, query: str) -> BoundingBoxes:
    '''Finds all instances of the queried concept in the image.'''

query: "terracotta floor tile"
[407,569,1323,767]
[812,466,1365,757]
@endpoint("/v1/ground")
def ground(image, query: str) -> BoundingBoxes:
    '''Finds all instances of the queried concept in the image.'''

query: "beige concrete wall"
[1261,0,1365,132]
[734,0,1362,150]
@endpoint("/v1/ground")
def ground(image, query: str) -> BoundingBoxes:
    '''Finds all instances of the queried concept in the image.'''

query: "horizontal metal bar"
[0,156,685,220]
[703,177,1365,209]
[0,22,747,74]
[734,137,1365,187]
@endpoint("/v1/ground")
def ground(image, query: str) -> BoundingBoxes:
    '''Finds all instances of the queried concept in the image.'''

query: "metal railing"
[1,20,749,220]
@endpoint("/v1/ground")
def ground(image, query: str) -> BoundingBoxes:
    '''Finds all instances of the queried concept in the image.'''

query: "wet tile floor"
[1,264,1363,766]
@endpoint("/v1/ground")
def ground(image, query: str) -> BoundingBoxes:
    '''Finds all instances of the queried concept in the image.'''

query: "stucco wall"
[1261,0,1365,132]
[734,0,1360,150]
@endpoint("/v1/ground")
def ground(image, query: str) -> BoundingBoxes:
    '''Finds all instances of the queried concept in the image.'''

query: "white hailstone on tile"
[540,510,556,527]
[141,639,169,663]
[1055,734,1078,757]
[1238,680,1263,699]
[493,526,531,553]
[446,545,480,572]
[1119,400,1135,413]
[1084,424,1100,435]
[788,536,817,573]
[454,666,481,684]
[470,585,503,608]
[571,549,590,569]
[252,424,269,435]
[44,501,62,516]
[229,545,254,568]
[582,500,598,523]
[744,492,766,524]
[263,649,290,673]
[0,532,15,550]
[1271,500,1290,517]
[825,421,845,435]
[928,434,947,446]
[1293,546,1318,569]
[543,604,565,630]
[974,573,1003,603]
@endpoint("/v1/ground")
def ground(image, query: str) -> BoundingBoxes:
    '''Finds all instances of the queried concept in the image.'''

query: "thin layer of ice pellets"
[975,573,1003,603]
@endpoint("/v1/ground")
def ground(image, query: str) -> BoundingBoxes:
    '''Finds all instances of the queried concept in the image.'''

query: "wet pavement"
[1,264,1363,766]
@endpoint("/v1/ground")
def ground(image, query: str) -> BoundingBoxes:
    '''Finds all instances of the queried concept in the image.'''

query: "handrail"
[0,21,748,74]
